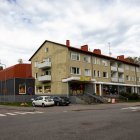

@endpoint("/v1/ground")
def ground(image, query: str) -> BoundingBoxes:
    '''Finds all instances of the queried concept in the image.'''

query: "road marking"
[0,111,44,117]
[0,114,7,117]
[6,113,17,115]
[121,106,140,111]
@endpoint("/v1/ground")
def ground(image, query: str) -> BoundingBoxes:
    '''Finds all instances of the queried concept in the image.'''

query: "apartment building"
[29,40,140,96]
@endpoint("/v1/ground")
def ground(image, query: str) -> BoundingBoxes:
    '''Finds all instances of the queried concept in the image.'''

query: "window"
[45,70,51,75]
[84,69,91,76]
[93,70,96,77]
[34,61,38,67]
[84,56,91,63]
[45,48,49,52]
[131,76,136,81]
[71,67,81,75]
[102,60,108,66]
[103,72,108,78]
[137,77,140,82]
[136,67,140,72]
[43,58,51,62]
[93,57,97,64]
[126,75,130,81]
[35,73,38,79]
[97,58,100,65]
[71,52,80,61]
[97,71,101,77]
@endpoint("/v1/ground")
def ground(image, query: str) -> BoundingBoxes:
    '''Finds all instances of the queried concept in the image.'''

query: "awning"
[62,76,96,82]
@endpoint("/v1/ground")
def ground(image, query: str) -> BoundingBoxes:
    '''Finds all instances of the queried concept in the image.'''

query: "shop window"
[36,87,43,93]
[44,86,51,94]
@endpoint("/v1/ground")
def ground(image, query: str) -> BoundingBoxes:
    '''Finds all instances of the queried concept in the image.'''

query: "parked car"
[51,96,71,106]
[32,96,54,107]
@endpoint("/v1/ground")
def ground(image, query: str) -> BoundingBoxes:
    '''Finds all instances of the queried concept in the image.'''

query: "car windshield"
[45,97,50,100]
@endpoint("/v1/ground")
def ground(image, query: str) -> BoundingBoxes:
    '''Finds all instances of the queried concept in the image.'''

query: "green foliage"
[120,92,140,100]
[126,56,140,64]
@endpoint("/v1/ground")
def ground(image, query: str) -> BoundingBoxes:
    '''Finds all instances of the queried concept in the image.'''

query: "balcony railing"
[118,78,124,83]
[111,66,117,71]
[111,77,118,82]
[37,61,51,69]
[118,67,124,73]
[38,75,51,82]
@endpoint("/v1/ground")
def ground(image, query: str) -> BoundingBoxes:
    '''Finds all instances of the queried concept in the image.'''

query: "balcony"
[111,77,118,82]
[38,75,51,82]
[37,61,51,69]
[111,66,117,71]
[118,67,124,73]
[118,78,124,83]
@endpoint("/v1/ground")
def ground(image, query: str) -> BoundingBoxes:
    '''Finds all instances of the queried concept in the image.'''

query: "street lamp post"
[0,61,6,103]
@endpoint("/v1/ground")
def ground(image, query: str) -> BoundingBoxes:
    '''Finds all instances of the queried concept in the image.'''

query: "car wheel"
[42,103,45,107]
[32,103,36,107]
[56,102,60,106]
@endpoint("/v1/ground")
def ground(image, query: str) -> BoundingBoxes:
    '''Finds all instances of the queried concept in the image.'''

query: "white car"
[32,96,54,107]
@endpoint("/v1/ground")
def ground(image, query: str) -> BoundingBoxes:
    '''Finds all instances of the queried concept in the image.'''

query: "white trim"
[62,77,96,82]
[95,81,140,87]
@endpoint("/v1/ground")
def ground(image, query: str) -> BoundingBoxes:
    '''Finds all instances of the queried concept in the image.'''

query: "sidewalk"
[0,102,140,112]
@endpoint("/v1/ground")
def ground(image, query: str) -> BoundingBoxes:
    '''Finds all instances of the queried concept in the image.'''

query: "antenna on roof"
[108,42,112,56]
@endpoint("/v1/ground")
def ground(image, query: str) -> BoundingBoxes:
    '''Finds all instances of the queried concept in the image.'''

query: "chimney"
[117,55,124,60]
[81,45,88,51]
[93,49,101,55]
[66,40,70,47]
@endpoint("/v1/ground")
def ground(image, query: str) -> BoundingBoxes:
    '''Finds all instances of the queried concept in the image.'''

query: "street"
[0,103,140,140]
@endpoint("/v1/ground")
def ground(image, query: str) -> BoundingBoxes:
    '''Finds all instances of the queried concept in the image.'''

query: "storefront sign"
[80,76,91,81]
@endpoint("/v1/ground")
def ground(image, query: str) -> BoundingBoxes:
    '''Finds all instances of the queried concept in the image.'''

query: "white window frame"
[84,69,91,76]
[35,73,38,79]
[45,48,49,52]
[93,70,96,77]
[126,75,130,81]
[97,58,100,65]
[97,71,101,77]
[71,52,80,61]
[34,61,38,67]
[93,57,97,64]
[71,67,81,75]
[102,60,108,66]
[83,56,91,63]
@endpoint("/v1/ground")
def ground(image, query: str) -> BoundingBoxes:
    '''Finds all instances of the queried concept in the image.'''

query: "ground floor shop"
[0,78,35,95]
[35,77,140,96]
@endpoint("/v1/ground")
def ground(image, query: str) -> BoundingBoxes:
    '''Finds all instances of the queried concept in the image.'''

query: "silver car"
[32,96,54,107]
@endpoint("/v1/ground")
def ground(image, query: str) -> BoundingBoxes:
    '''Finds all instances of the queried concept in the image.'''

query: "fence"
[0,95,38,103]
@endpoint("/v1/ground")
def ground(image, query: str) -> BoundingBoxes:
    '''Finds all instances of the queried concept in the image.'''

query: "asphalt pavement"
[0,102,140,140]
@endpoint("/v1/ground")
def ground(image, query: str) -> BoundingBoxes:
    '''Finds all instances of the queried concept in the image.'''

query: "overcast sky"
[0,0,140,67]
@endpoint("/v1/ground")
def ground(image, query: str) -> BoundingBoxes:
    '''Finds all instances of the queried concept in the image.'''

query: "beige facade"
[29,40,140,96]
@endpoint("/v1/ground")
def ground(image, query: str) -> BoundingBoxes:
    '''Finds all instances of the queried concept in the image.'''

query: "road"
[0,103,140,140]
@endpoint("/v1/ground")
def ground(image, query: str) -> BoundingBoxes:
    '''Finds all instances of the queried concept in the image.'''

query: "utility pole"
[108,42,112,57]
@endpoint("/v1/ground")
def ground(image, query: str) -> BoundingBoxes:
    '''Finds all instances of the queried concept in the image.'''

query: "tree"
[126,56,140,64]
